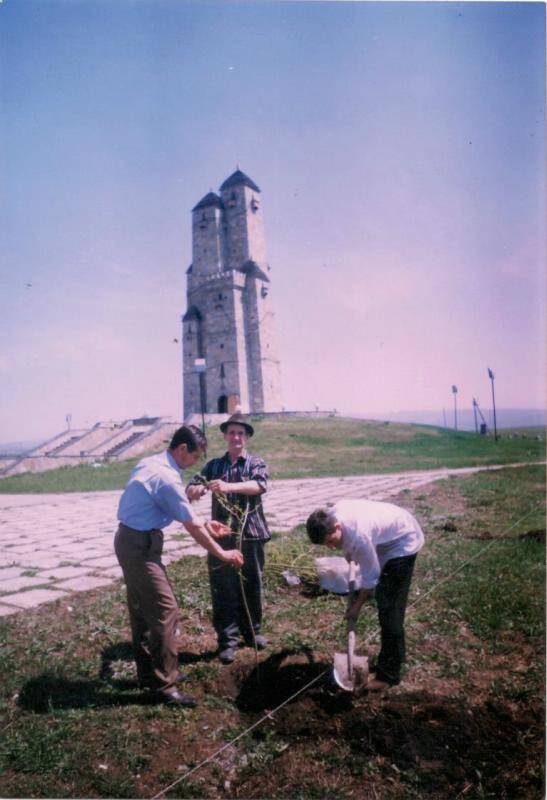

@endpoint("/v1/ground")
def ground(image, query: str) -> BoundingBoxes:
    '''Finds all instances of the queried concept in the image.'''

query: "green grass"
[0,465,544,799]
[414,465,545,644]
[1,417,544,493]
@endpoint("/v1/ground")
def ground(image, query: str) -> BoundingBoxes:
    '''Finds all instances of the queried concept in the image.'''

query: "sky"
[1,0,545,443]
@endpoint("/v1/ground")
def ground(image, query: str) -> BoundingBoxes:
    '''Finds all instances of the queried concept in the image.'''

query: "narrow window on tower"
[220,363,225,378]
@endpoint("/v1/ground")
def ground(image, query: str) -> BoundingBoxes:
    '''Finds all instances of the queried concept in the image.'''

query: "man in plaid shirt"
[186,413,270,663]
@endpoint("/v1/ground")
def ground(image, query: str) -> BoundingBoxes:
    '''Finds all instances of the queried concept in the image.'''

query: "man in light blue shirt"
[115,424,243,707]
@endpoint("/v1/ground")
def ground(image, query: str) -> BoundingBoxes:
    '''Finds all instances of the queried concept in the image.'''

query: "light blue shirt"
[117,450,197,531]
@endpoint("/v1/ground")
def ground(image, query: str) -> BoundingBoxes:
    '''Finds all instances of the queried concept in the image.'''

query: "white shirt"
[333,499,424,589]
[117,450,198,531]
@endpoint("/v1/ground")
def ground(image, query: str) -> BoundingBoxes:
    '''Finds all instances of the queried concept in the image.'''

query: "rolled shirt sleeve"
[249,457,268,494]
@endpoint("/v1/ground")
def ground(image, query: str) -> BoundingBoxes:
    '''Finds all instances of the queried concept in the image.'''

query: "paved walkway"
[0,462,535,617]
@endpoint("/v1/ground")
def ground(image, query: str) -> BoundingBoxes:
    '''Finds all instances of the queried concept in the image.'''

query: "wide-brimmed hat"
[219,413,254,437]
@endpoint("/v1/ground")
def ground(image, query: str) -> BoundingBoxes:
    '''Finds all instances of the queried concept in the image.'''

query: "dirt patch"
[132,626,543,799]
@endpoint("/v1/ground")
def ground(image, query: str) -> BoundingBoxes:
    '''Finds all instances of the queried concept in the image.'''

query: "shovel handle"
[346,558,358,635]
[347,629,355,678]
[348,559,356,593]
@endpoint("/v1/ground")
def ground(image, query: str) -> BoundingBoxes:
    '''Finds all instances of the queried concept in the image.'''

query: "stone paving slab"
[0,575,53,593]
[1,588,68,609]
[16,554,78,569]
[0,566,25,580]
[102,566,124,578]
[54,576,114,592]
[0,603,21,617]
[0,462,539,616]
[39,566,96,580]
[80,555,120,568]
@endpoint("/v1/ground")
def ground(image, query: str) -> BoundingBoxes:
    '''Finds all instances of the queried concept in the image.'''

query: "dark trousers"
[207,536,265,649]
[114,524,180,695]
[374,553,417,686]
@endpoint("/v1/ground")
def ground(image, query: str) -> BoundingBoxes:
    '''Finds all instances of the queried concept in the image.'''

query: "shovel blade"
[333,651,369,692]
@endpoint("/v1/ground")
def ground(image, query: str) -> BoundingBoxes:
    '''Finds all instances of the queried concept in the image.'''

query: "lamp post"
[487,368,498,441]
[194,358,207,434]
[451,385,458,431]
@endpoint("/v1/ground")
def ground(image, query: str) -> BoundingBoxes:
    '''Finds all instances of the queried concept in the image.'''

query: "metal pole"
[199,373,206,435]
[194,358,207,435]
[451,386,458,431]
[472,399,478,434]
[488,368,498,441]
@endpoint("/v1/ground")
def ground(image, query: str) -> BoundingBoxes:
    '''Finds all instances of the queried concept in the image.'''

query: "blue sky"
[1,1,545,442]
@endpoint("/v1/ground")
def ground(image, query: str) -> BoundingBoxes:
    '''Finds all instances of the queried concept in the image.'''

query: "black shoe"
[160,690,197,708]
[219,647,236,664]
[244,635,268,650]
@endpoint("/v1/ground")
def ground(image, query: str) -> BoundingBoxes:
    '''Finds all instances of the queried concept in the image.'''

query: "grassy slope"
[0,417,544,493]
[0,465,544,799]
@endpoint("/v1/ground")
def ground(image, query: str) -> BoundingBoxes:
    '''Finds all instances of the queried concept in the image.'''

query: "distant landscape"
[349,407,546,431]
[0,416,544,494]
[1,408,544,456]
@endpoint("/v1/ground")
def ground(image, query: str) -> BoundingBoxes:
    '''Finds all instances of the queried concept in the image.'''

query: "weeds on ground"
[0,466,544,799]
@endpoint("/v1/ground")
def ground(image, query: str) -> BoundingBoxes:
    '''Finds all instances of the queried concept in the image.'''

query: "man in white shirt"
[115,425,243,707]
[306,499,424,691]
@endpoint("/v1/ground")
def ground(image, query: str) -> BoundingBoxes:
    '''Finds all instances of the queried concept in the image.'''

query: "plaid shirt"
[187,452,271,541]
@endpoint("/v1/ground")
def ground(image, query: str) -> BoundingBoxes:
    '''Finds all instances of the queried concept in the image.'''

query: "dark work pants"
[374,553,417,686]
[207,536,266,649]
[114,524,180,695]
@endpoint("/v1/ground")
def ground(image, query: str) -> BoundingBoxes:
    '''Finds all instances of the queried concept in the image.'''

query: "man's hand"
[209,479,230,494]
[344,600,363,623]
[222,549,244,568]
[344,588,373,622]
[187,484,207,501]
[207,520,232,539]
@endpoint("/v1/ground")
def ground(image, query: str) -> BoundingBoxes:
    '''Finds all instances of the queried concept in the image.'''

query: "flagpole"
[487,368,498,442]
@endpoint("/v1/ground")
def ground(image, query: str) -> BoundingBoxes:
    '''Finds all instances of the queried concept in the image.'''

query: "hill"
[0,416,544,494]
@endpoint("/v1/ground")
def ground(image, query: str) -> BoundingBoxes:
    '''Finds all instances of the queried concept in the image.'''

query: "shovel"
[332,560,368,692]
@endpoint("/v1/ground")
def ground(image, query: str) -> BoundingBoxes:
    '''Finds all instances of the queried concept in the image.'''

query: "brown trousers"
[114,523,180,694]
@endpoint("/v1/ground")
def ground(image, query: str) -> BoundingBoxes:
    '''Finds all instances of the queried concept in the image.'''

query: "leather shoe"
[367,677,391,692]
[219,647,236,664]
[160,690,197,708]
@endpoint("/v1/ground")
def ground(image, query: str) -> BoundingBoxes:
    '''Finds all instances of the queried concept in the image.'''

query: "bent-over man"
[115,424,243,707]
[306,498,424,691]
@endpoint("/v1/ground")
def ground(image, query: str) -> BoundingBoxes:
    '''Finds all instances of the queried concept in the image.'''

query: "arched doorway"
[217,395,228,413]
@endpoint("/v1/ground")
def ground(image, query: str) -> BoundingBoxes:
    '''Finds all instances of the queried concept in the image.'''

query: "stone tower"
[182,169,283,418]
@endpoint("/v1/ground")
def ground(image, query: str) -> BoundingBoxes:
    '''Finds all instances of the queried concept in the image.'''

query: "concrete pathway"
[0,462,536,617]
